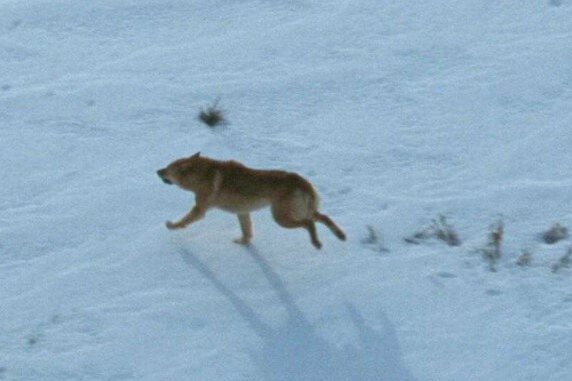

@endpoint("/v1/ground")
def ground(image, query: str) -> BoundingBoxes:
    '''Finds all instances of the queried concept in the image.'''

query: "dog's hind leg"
[313,212,346,241]
[234,213,253,245]
[272,206,322,249]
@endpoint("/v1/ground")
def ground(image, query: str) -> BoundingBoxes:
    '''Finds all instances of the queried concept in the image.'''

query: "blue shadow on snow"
[179,246,416,381]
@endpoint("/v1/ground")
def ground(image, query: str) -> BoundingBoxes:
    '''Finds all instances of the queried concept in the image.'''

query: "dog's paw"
[233,237,251,245]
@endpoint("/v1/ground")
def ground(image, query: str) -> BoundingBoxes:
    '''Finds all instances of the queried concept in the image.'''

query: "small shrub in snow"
[480,219,504,272]
[542,223,568,244]
[198,99,226,127]
[404,215,461,247]
[551,247,571,273]
[361,225,389,253]
[516,249,533,267]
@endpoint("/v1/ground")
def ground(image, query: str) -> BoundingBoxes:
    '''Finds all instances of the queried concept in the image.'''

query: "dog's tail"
[313,210,346,241]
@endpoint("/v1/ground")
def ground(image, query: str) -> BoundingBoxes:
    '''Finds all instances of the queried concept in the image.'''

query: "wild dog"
[157,152,346,249]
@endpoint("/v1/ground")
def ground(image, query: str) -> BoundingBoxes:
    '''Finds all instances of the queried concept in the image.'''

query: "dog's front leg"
[166,204,206,230]
[234,213,253,245]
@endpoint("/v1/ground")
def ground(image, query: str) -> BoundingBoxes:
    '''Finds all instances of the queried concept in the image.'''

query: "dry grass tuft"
[480,219,504,272]
[551,247,571,273]
[542,223,568,244]
[198,99,226,127]
[404,215,461,247]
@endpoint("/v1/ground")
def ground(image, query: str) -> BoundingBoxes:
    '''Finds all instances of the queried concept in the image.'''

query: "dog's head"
[157,152,201,187]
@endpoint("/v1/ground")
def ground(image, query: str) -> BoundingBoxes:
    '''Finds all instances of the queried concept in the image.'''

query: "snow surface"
[2,0,572,380]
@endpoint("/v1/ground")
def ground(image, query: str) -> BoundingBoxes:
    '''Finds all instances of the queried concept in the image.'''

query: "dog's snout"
[157,168,172,184]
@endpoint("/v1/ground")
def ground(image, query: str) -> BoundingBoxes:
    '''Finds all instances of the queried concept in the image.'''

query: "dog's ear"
[191,152,201,159]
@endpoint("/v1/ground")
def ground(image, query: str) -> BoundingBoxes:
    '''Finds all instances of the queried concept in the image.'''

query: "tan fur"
[157,152,346,249]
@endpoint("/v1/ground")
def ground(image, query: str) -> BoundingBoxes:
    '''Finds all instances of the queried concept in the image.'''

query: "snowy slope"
[2,0,572,380]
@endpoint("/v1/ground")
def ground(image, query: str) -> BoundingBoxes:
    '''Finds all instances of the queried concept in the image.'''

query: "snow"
[1,0,572,380]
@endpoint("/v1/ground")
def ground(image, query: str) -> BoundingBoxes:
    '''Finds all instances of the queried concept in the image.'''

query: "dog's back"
[210,159,318,216]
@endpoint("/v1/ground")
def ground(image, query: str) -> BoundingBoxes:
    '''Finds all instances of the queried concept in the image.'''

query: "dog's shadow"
[179,246,416,381]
